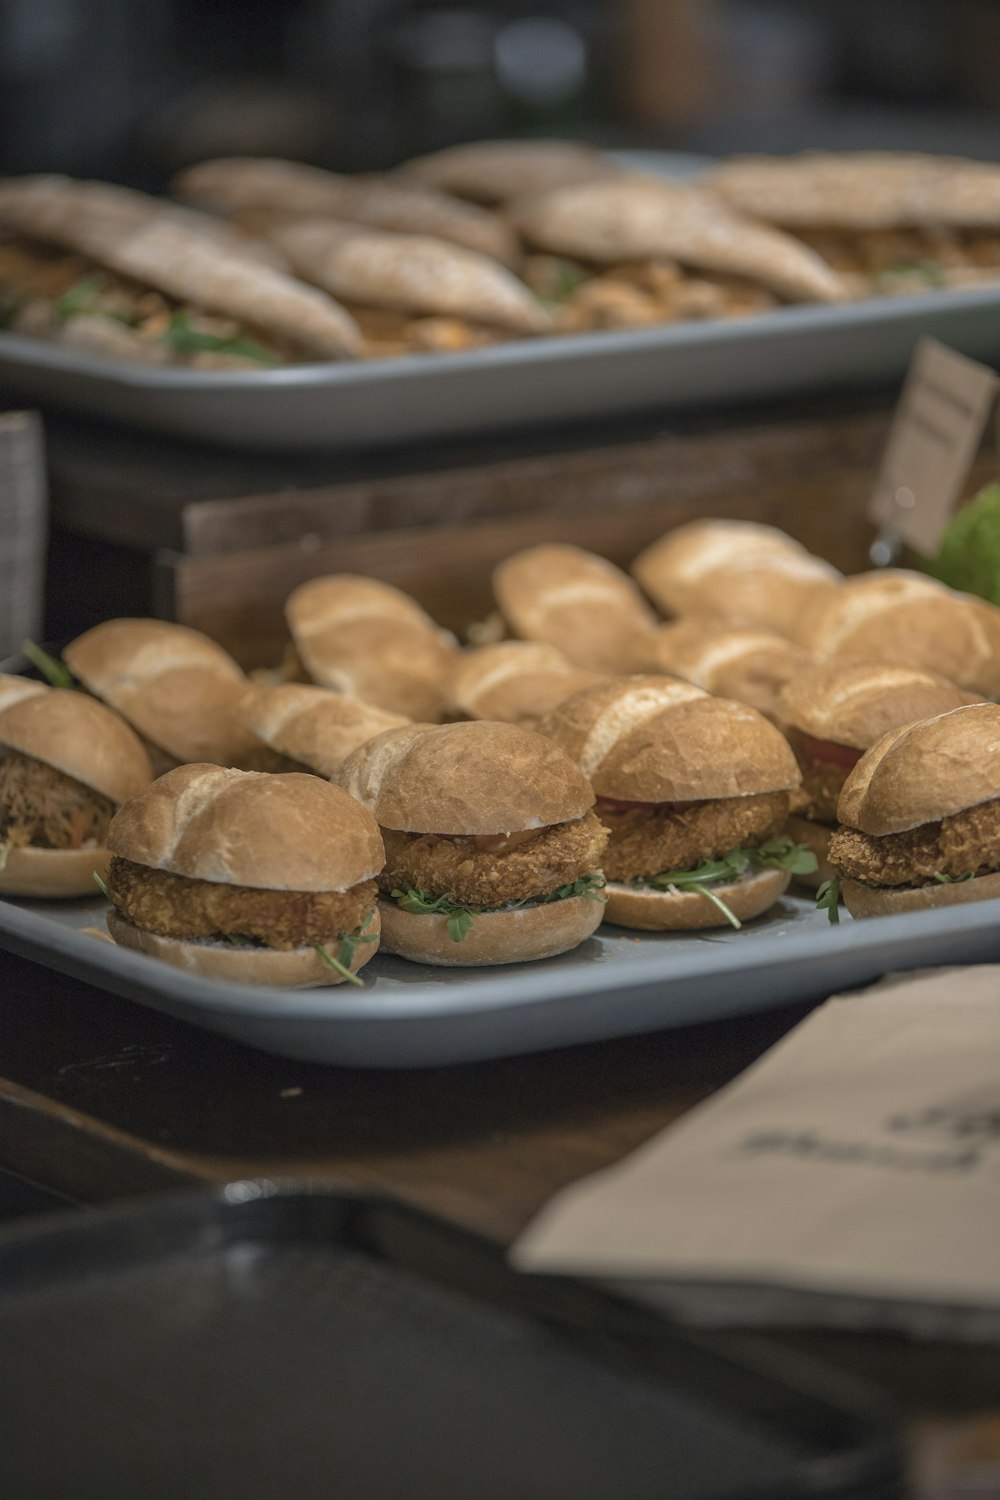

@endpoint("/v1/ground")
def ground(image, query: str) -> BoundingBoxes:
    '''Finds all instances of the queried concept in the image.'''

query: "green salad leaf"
[639,841,817,930]
[932,870,975,884]
[159,310,275,365]
[315,944,364,986]
[92,870,111,899]
[337,917,379,968]
[21,640,74,689]
[877,261,946,288]
[53,274,110,323]
[816,877,841,924]
[927,482,1000,606]
[390,874,606,943]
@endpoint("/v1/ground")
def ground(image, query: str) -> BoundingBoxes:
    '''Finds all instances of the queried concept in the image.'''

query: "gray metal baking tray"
[2,286,999,451]
[2,887,999,1068]
[0,1185,902,1500]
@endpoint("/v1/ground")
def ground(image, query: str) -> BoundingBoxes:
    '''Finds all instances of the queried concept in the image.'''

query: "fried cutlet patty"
[829,797,1000,888]
[107,857,377,951]
[596,790,790,883]
[379,810,607,908]
[0,750,115,850]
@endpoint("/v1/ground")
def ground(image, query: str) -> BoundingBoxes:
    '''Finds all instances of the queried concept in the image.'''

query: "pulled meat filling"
[595,791,790,884]
[107,857,376,951]
[829,797,1000,888]
[0,750,114,850]
[379,811,607,908]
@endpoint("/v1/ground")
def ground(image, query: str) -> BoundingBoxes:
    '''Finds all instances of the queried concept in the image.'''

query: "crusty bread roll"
[335,720,594,835]
[0,688,152,805]
[107,906,380,987]
[836,703,1000,836]
[236,683,408,779]
[64,619,263,770]
[537,676,799,802]
[493,544,658,674]
[509,177,848,303]
[794,572,1000,696]
[645,620,810,719]
[709,151,1000,232]
[175,157,518,265]
[0,674,48,713]
[446,642,603,727]
[402,139,614,205]
[778,659,981,749]
[285,575,457,723]
[841,870,1000,919]
[108,763,384,892]
[604,867,789,931]
[268,218,551,333]
[632,519,840,635]
[0,688,152,898]
[379,893,602,967]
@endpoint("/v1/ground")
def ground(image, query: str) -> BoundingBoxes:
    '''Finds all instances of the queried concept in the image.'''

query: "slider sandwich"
[793,570,1000,696]
[403,139,617,205]
[0,680,152,897]
[0,175,360,366]
[285,575,458,722]
[644,619,811,721]
[777,660,980,890]
[335,721,608,966]
[827,703,1000,918]
[538,677,813,930]
[446,642,603,729]
[632,519,840,636]
[493,544,658,674]
[104,765,383,986]
[63,619,265,774]
[236,683,408,778]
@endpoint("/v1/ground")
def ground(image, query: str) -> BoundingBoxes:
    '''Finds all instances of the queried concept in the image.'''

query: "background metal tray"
[0,1185,901,1500]
[2,888,999,1067]
[2,287,999,451]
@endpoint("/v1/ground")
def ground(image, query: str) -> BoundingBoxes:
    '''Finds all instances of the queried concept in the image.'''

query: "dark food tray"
[0,1187,901,1500]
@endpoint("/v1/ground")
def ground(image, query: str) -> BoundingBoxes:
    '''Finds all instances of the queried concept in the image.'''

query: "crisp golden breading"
[0,750,114,850]
[107,857,376,951]
[379,811,607,907]
[829,797,1000,888]
[597,791,790,883]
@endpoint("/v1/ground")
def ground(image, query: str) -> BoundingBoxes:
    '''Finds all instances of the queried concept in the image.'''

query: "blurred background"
[4,0,1000,184]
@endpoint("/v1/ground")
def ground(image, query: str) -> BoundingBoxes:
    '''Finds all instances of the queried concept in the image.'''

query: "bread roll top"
[0,689,152,803]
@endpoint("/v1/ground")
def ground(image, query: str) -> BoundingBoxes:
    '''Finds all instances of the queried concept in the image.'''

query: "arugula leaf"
[220,932,259,947]
[159,310,275,365]
[540,873,608,905]
[314,943,364,987]
[0,839,12,873]
[755,837,820,877]
[21,640,74,689]
[337,916,379,968]
[53,274,109,323]
[816,877,841,924]
[927,483,1000,606]
[92,870,111,899]
[637,840,816,929]
[391,887,476,942]
[933,870,975,884]
[878,260,946,288]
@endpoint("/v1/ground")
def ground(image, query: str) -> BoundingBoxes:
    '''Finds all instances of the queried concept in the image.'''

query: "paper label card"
[868,338,999,556]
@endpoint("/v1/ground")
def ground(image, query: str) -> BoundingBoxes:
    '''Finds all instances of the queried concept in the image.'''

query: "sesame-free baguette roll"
[447,642,603,727]
[236,683,409,779]
[537,675,800,802]
[644,620,811,719]
[632,519,840,634]
[63,619,263,770]
[510,177,849,304]
[778,659,982,751]
[285,575,458,722]
[267,218,551,334]
[837,702,1000,837]
[174,157,518,266]
[493,544,658,674]
[403,138,616,205]
[108,763,384,891]
[335,719,594,836]
[0,673,48,713]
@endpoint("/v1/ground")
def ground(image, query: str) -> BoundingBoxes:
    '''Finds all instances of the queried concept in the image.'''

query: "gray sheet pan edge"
[2,285,1000,450]
[1,892,998,1068]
